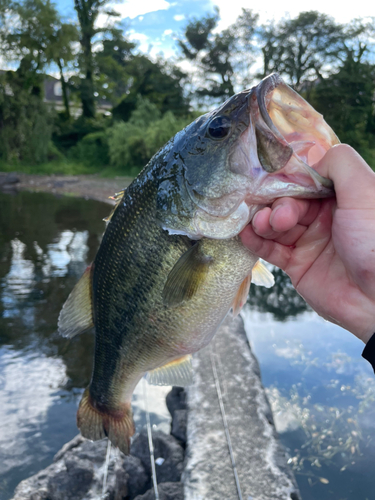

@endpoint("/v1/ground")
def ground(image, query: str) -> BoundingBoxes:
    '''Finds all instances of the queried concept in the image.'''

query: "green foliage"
[107,97,191,174]
[309,49,375,168]
[0,71,54,164]
[112,55,190,122]
[68,131,109,168]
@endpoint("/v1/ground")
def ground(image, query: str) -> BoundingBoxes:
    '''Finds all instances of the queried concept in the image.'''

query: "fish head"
[156,73,339,239]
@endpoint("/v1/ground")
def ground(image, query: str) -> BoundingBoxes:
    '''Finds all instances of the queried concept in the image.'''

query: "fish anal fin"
[77,388,135,455]
[58,264,94,338]
[251,260,275,288]
[163,243,213,307]
[232,274,252,316]
[146,355,193,387]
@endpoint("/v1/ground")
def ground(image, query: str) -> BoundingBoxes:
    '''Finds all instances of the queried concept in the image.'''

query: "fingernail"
[252,212,260,230]
[269,204,283,229]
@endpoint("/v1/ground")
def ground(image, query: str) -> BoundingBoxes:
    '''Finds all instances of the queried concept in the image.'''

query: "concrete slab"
[183,315,301,500]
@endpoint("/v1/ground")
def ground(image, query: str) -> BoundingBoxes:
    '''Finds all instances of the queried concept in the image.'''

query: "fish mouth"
[251,73,339,198]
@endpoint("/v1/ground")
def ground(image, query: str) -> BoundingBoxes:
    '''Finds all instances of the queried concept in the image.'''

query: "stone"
[133,482,184,500]
[115,455,149,500]
[166,387,187,418]
[171,409,187,444]
[0,173,19,186]
[47,457,94,500]
[131,430,184,483]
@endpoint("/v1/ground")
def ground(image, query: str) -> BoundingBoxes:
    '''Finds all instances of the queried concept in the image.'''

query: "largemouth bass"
[58,74,339,454]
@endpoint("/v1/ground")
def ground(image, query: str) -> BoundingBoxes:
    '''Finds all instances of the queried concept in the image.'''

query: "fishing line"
[142,378,160,500]
[101,439,111,499]
[210,345,244,500]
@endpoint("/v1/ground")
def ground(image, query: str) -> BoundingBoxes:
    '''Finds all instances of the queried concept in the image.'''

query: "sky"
[56,0,375,61]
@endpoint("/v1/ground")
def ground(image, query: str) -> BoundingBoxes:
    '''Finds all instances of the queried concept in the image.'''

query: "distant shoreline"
[4,173,134,205]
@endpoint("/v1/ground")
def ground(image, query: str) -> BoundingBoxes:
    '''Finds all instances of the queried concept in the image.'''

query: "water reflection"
[244,270,375,500]
[248,267,309,321]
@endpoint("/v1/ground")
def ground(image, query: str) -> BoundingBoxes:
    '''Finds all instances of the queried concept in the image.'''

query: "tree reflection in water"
[247,266,309,321]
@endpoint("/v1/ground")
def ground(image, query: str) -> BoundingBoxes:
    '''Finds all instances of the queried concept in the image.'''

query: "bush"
[107,97,192,174]
[68,131,110,168]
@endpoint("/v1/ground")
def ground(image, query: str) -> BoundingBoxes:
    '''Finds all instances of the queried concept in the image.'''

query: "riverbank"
[0,172,134,205]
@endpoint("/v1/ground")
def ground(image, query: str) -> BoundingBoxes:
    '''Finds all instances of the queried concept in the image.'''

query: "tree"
[262,11,346,89]
[112,55,190,121]
[309,46,375,164]
[47,23,79,119]
[73,0,118,118]
[178,9,259,102]
[95,27,136,104]
[178,11,236,102]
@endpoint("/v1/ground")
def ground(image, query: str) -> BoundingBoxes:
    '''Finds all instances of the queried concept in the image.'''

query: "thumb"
[313,144,375,210]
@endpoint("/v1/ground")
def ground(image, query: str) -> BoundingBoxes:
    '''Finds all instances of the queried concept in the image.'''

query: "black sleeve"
[362,333,375,373]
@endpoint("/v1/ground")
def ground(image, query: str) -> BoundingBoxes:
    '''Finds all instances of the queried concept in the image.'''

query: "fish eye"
[207,116,232,140]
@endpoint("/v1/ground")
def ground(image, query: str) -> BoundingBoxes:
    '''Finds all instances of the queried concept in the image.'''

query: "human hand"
[240,145,375,343]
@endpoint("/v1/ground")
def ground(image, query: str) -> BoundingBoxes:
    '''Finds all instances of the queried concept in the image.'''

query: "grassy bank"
[0,160,141,178]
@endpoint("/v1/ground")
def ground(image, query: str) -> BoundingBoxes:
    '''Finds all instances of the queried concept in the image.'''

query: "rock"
[47,457,94,500]
[166,387,187,417]
[134,482,184,500]
[171,409,187,444]
[114,455,149,500]
[11,436,120,500]
[131,430,184,483]
[53,434,84,461]
[0,173,19,186]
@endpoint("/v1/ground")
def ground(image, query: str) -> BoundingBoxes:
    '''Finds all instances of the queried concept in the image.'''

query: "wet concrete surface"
[184,315,301,500]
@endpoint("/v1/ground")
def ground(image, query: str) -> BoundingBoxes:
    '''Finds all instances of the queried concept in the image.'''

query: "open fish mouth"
[252,73,338,195]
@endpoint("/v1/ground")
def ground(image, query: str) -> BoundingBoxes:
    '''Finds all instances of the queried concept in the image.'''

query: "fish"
[58,73,339,454]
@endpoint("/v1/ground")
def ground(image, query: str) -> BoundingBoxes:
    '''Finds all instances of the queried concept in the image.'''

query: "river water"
[0,190,374,499]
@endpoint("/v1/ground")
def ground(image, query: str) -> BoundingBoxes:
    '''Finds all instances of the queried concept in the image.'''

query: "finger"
[240,223,293,270]
[269,198,319,233]
[273,224,307,246]
[313,144,375,210]
[252,207,275,237]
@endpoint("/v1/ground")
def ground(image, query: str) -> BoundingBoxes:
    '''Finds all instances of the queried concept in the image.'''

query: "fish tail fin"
[77,387,135,455]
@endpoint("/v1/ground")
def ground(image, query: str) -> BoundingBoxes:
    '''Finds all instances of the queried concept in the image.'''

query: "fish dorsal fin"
[103,190,125,223]
[146,355,193,387]
[163,243,213,307]
[232,274,252,317]
[58,264,94,338]
[251,260,275,288]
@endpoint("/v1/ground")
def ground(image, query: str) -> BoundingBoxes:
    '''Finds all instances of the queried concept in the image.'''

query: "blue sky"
[55,0,374,62]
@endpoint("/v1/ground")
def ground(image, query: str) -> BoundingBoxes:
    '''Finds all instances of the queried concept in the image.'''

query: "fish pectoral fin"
[58,264,94,338]
[251,260,275,288]
[163,243,213,307]
[232,274,252,316]
[146,355,193,387]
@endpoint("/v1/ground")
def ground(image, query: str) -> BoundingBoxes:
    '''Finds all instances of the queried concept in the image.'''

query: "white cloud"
[174,14,185,21]
[211,0,375,30]
[110,0,170,20]
[129,32,149,42]
[163,29,173,36]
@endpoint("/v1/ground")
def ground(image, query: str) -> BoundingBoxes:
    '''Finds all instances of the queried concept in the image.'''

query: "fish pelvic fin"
[146,355,193,387]
[77,388,135,455]
[251,260,275,288]
[58,264,94,338]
